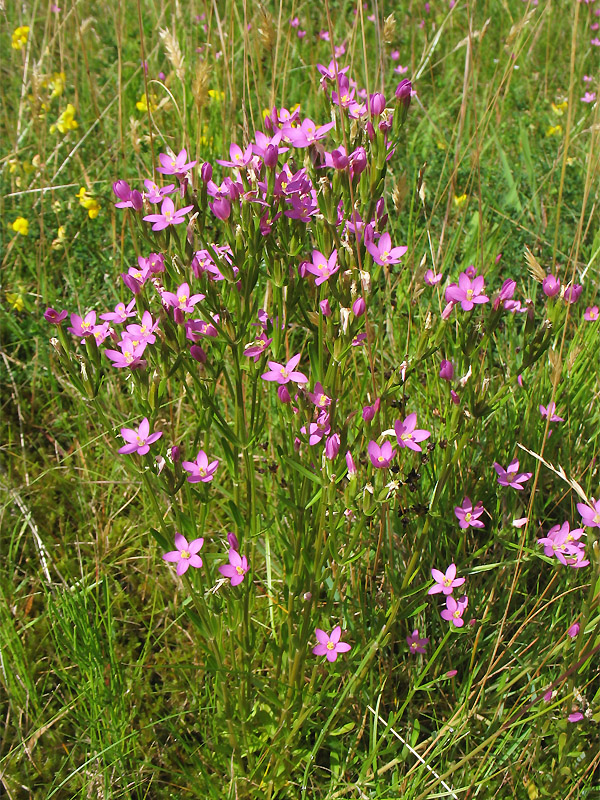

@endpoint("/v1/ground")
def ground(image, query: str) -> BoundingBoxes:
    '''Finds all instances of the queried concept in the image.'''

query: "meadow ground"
[1,1,599,798]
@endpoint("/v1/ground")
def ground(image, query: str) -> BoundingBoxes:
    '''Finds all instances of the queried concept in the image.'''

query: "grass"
[1,1,599,798]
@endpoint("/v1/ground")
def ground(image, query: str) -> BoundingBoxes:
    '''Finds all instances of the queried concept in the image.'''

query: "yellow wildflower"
[6,292,25,313]
[136,92,157,112]
[551,100,568,116]
[546,125,562,137]
[12,26,30,50]
[11,217,29,236]
[436,140,447,150]
[49,72,66,99]
[454,194,467,208]
[208,89,225,102]
[76,187,100,219]
[50,103,78,134]
[52,225,67,250]
[262,107,270,121]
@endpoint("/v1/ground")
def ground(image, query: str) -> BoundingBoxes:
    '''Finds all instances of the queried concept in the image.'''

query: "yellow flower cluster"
[208,89,225,102]
[48,71,66,99]
[50,103,78,134]
[546,125,562,137]
[136,93,158,112]
[12,26,30,50]
[551,100,568,116]
[6,292,25,312]
[454,194,468,208]
[11,217,29,236]
[76,187,100,219]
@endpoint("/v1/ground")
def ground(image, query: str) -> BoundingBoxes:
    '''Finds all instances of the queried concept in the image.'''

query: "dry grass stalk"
[159,28,185,82]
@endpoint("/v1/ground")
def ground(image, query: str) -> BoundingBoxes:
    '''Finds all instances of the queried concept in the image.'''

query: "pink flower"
[440,595,468,627]
[182,450,219,483]
[105,338,147,369]
[156,148,197,175]
[537,521,588,568]
[44,307,68,324]
[493,459,532,490]
[366,232,407,267]
[542,274,561,297]
[394,412,431,452]
[304,249,339,285]
[424,268,443,286]
[162,532,204,575]
[307,382,332,409]
[68,311,96,337]
[427,563,465,595]
[118,417,162,455]
[581,91,596,103]
[216,142,254,168]
[218,549,249,585]
[584,305,599,321]
[312,626,351,662]
[162,282,205,314]
[406,629,429,654]
[100,299,136,324]
[243,332,272,361]
[143,179,175,203]
[445,272,489,311]
[568,712,584,723]
[567,622,580,639]
[577,498,600,528]
[143,197,194,230]
[454,497,485,529]
[539,402,564,422]
[368,440,396,468]
[261,354,308,385]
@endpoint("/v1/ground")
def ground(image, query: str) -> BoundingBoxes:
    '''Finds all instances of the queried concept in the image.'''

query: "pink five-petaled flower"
[156,148,197,175]
[445,272,489,311]
[584,305,599,321]
[68,311,96,337]
[100,299,136,324]
[44,307,68,324]
[493,459,532,490]
[441,595,468,627]
[366,232,407,267]
[424,269,443,286]
[304,249,339,286]
[162,532,204,575]
[454,497,485,529]
[394,413,431,452]
[162,282,205,313]
[218,549,249,586]
[312,626,351,663]
[539,402,564,422]
[368,440,396,468]
[537,521,588,569]
[261,353,308,385]
[182,450,219,483]
[577,498,600,528]
[118,417,162,455]
[143,197,194,230]
[406,629,429,654]
[427,563,466,596]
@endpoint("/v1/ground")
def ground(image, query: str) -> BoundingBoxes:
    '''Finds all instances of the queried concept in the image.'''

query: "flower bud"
[394,79,412,108]
[370,92,386,116]
[325,433,340,460]
[352,297,366,316]
[277,385,291,403]
[264,143,278,169]
[201,162,213,183]
[113,180,131,201]
[209,197,231,220]
[227,531,239,550]
[121,273,142,295]
[170,445,181,463]
[345,450,357,476]
[439,359,454,381]
[319,298,332,317]
[564,284,582,304]
[190,344,207,363]
[131,190,144,211]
